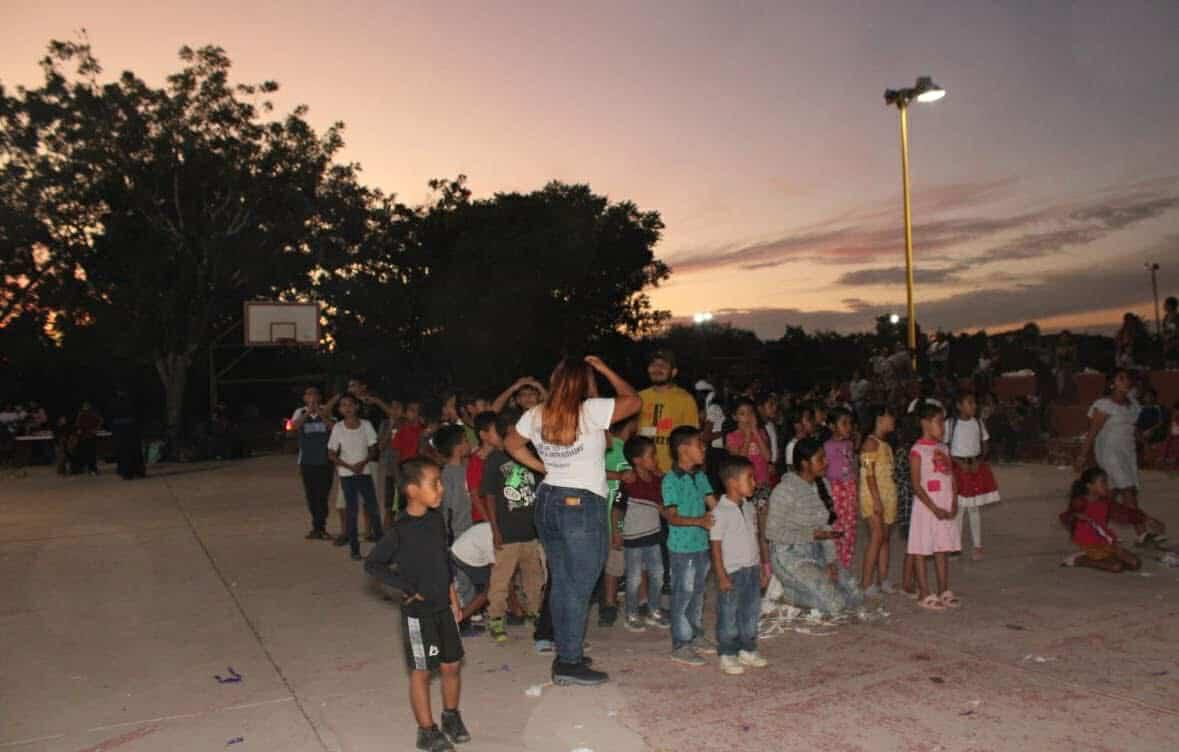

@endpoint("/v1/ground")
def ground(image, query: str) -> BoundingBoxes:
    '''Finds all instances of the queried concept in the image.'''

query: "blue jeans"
[624,544,664,617]
[534,484,608,664]
[669,550,710,649]
[770,542,863,616]
[340,474,382,555]
[716,566,760,656]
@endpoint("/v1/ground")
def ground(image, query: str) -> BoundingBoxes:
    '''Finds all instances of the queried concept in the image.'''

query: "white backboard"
[244,301,320,346]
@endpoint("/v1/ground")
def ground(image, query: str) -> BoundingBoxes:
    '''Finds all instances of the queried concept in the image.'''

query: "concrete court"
[1,457,1177,752]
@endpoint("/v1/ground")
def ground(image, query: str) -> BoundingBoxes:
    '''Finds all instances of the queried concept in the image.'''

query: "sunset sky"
[3,1,1177,338]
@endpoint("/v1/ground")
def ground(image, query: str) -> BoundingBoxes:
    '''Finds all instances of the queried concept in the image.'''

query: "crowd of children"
[288,355,1179,751]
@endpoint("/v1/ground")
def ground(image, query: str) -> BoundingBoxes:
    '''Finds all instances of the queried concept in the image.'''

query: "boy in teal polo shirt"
[662,425,717,666]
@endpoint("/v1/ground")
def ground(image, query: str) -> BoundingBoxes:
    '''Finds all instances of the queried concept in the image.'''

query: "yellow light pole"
[885,76,945,372]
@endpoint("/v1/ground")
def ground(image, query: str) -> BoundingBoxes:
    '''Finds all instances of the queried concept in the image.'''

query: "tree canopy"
[1,40,671,433]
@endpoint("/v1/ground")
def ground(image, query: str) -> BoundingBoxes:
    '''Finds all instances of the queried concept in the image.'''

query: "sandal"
[939,590,961,608]
[918,594,946,611]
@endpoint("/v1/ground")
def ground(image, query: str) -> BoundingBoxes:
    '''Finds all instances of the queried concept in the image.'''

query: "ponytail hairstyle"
[792,437,837,524]
[1070,466,1106,502]
[541,357,594,446]
[860,403,896,438]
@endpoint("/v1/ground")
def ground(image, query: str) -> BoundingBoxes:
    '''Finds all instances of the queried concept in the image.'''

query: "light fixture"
[693,312,714,324]
[884,76,947,107]
[889,313,901,325]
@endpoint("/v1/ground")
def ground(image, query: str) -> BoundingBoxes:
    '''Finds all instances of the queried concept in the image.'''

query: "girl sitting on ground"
[1060,468,1140,572]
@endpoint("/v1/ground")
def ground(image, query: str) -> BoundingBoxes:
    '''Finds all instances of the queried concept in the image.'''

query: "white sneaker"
[738,650,768,668]
[864,584,881,598]
[719,654,745,675]
[879,580,897,594]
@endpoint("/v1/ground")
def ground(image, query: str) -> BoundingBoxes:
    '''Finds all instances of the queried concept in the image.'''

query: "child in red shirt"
[1060,467,1140,572]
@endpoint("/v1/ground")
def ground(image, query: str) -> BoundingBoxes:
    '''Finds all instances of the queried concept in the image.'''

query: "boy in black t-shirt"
[365,458,470,751]
[479,413,545,643]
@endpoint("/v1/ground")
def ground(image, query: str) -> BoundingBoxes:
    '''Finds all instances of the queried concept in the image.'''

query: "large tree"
[1,41,370,436]
[321,176,670,394]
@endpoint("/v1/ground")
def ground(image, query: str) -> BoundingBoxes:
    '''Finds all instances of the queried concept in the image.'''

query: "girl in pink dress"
[727,398,772,489]
[823,408,858,569]
[907,401,961,611]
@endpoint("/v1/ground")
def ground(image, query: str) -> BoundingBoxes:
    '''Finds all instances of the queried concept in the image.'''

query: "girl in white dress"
[1077,370,1141,511]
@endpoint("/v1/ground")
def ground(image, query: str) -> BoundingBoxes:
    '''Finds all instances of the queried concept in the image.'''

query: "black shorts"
[453,555,490,589]
[401,606,464,672]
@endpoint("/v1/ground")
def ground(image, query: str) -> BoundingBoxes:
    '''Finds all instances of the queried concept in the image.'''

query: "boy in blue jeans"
[710,455,770,675]
[662,425,716,666]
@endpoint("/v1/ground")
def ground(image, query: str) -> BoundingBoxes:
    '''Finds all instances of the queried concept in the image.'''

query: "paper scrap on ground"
[214,667,243,684]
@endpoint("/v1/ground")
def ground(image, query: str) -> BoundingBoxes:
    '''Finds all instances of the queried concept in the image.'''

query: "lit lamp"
[884,76,946,371]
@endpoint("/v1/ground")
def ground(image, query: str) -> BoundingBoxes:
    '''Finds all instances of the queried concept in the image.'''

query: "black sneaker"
[505,612,526,626]
[416,725,454,751]
[333,534,348,547]
[598,605,618,627]
[440,709,471,744]
[350,552,362,561]
[552,659,608,686]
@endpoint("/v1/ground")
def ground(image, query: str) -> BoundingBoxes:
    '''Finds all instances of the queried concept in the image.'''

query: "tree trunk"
[155,352,191,444]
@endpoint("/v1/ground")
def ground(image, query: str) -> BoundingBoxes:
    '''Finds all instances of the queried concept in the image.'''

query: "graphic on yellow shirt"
[638,386,699,472]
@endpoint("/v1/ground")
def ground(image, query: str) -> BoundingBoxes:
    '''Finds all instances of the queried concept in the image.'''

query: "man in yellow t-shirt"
[637,350,699,472]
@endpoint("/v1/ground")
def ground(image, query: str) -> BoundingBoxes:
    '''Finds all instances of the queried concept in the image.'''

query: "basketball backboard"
[244,301,320,347]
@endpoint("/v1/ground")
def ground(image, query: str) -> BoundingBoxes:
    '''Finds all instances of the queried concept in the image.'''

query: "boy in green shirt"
[599,415,638,626]
[661,425,717,665]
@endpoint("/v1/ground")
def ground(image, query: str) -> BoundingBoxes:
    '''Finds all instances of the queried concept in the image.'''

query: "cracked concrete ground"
[1,457,1176,752]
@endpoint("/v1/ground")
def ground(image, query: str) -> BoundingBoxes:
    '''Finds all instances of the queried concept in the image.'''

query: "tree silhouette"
[1,40,370,437]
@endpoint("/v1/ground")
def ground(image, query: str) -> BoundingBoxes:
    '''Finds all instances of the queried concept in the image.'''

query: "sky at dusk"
[3,1,1178,338]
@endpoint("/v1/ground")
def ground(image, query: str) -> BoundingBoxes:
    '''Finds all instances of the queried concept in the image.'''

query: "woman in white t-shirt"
[507,356,641,687]
[1078,369,1142,510]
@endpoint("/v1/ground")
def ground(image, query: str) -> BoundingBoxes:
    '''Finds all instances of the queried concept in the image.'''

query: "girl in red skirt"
[1059,468,1140,572]
[823,407,858,569]
[948,393,1000,561]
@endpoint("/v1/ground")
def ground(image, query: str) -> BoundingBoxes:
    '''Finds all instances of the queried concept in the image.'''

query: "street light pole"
[1146,262,1161,337]
[898,103,917,373]
[884,76,945,375]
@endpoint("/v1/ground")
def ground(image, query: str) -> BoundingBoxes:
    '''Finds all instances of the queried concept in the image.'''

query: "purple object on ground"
[215,667,243,684]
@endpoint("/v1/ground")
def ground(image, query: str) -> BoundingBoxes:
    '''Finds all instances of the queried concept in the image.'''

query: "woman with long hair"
[506,356,641,687]
[764,437,863,616]
[1077,369,1143,515]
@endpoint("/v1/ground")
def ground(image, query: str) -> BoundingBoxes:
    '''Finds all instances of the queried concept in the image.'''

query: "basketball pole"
[208,319,243,413]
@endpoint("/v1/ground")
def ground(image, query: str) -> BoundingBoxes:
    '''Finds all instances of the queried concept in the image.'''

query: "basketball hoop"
[243,301,320,348]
